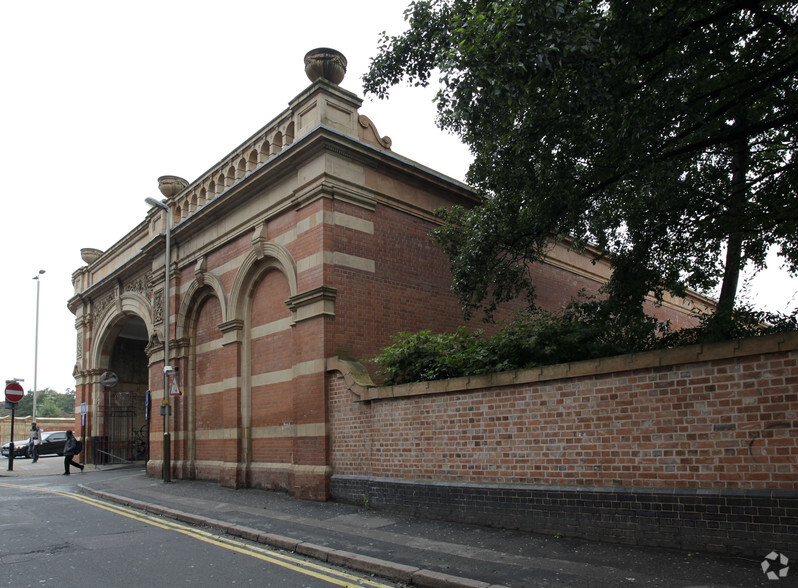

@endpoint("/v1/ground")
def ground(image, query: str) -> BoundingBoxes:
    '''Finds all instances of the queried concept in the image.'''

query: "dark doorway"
[97,317,149,463]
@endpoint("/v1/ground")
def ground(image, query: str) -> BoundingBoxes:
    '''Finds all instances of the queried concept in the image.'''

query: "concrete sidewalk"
[1,461,776,587]
[1,453,93,476]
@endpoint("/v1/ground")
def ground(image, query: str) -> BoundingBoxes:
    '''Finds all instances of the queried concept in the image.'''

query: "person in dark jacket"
[63,431,84,475]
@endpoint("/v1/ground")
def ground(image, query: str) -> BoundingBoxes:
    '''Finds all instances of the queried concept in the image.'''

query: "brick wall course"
[328,333,798,555]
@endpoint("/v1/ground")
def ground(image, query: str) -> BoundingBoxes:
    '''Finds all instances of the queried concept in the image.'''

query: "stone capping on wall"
[327,330,798,402]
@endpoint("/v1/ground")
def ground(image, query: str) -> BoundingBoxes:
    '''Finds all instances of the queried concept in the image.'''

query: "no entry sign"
[4,381,24,403]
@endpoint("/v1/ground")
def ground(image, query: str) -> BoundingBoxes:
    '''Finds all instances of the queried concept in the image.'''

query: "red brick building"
[68,49,708,498]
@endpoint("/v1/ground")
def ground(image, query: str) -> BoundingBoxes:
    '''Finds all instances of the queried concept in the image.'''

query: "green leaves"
[365,0,798,323]
[0,388,76,418]
[370,297,798,385]
[369,327,486,385]
[370,293,666,384]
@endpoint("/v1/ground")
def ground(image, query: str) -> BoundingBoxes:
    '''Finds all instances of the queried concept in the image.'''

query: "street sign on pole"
[5,380,23,472]
[100,371,118,388]
[4,381,24,403]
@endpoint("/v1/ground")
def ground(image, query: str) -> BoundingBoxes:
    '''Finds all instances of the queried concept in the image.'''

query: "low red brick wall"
[327,333,798,555]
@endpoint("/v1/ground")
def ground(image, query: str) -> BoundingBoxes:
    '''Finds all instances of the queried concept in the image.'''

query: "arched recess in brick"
[228,242,298,487]
[174,273,229,481]
[229,243,298,308]
[248,267,294,485]
[187,292,226,481]
[176,273,229,337]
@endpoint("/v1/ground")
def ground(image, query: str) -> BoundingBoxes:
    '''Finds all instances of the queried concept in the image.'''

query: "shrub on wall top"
[370,296,798,385]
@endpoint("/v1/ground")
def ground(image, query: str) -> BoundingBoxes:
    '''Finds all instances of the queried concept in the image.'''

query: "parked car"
[0,437,29,458]
[38,431,69,456]
[1,430,69,459]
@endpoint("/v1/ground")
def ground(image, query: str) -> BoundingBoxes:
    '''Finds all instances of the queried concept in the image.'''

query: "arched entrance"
[96,316,150,463]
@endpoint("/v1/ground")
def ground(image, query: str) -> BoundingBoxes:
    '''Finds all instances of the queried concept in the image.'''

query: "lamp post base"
[163,432,171,483]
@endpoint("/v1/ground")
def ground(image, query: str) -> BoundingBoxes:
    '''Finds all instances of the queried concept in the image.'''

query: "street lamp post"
[145,197,172,483]
[32,270,45,421]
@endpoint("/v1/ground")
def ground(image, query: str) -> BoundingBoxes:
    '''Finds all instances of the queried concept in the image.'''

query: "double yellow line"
[0,482,395,587]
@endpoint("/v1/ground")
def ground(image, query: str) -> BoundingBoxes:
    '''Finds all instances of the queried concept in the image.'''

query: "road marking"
[0,482,395,587]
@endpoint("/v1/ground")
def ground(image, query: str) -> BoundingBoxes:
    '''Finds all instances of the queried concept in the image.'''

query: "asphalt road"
[0,473,400,588]
[1,456,785,587]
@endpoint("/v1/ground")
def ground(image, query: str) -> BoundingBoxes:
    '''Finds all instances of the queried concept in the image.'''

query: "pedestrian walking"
[28,422,42,463]
[63,431,84,475]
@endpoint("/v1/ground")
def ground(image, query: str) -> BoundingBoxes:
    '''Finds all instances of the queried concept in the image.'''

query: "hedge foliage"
[370,296,798,386]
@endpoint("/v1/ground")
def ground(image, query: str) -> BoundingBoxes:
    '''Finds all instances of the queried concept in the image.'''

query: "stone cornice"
[292,177,376,212]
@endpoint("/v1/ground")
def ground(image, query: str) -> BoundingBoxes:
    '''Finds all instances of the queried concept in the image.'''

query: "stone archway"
[92,315,150,464]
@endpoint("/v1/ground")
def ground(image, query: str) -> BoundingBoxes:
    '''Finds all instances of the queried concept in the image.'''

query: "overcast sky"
[2,1,796,396]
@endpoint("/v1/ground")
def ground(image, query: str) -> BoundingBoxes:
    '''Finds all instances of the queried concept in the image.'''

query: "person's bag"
[75,440,83,453]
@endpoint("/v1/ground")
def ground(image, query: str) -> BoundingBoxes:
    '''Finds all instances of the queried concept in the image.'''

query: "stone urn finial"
[80,248,103,265]
[158,175,188,198]
[304,48,347,85]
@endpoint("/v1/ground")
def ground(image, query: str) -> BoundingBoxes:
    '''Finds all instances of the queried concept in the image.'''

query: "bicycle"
[133,424,147,460]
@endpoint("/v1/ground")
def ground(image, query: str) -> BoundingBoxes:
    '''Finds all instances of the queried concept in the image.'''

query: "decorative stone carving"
[144,332,163,357]
[251,222,269,260]
[89,275,152,325]
[153,288,164,325]
[124,272,153,296]
[358,115,392,151]
[304,48,347,85]
[194,257,207,285]
[93,291,116,319]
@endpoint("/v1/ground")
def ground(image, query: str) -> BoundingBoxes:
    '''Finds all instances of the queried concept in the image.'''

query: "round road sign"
[5,381,24,403]
[100,371,119,387]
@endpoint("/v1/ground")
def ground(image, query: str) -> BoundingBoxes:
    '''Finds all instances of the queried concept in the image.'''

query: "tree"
[364,1,798,325]
[0,388,76,419]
